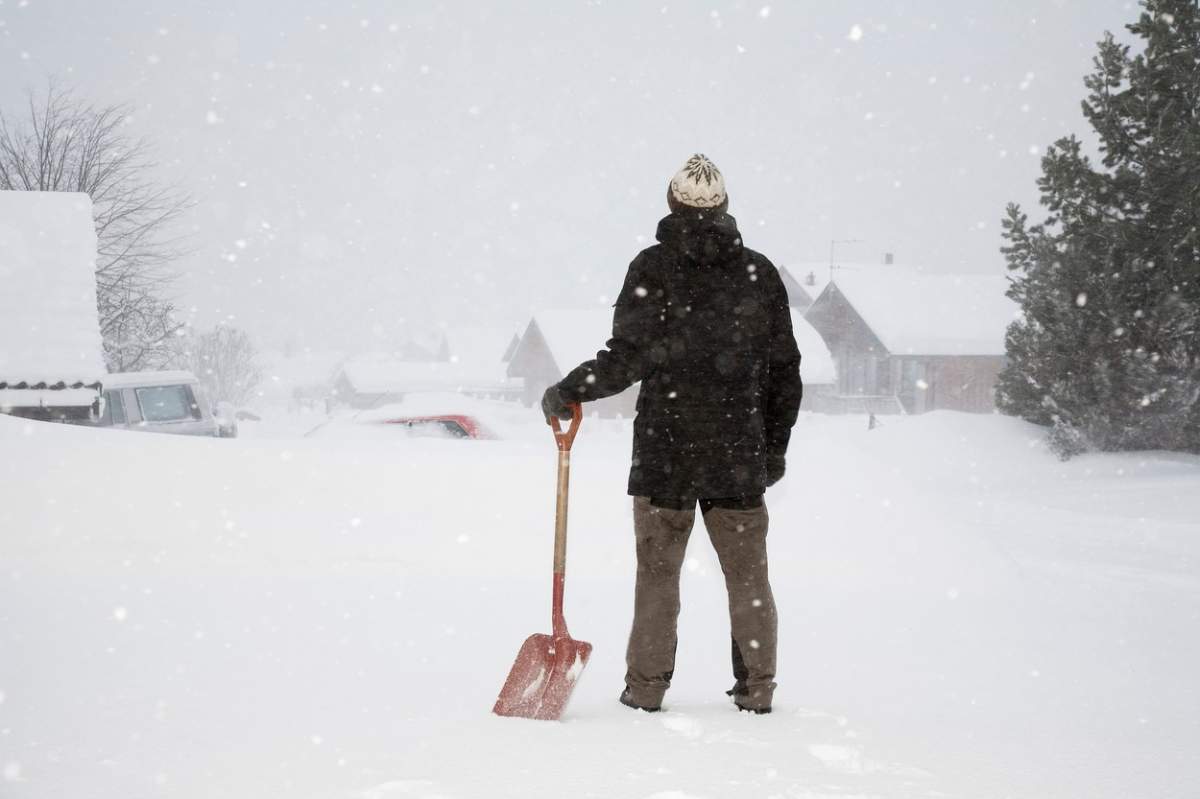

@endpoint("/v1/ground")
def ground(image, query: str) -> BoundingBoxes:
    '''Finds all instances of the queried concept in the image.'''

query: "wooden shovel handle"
[550,403,581,638]
[550,403,583,452]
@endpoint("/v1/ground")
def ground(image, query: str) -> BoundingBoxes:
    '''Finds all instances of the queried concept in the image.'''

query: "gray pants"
[624,496,778,710]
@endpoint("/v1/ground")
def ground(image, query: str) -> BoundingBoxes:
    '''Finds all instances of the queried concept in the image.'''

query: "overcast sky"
[1,0,1139,352]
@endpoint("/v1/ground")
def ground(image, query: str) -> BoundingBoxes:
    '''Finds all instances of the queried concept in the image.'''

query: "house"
[0,192,106,423]
[804,266,1018,414]
[506,308,835,417]
[506,309,639,418]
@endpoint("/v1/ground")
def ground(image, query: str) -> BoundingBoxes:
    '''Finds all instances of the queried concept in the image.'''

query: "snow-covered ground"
[1,407,1197,799]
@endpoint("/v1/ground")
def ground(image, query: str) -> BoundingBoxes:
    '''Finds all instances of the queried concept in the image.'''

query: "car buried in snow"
[374,413,491,439]
[91,370,234,438]
[309,410,496,440]
[305,393,513,440]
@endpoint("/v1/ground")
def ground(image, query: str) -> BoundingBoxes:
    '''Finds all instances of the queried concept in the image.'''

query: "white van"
[96,370,235,438]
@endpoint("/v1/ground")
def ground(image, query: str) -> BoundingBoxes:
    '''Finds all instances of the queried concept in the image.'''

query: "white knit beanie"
[669,154,727,209]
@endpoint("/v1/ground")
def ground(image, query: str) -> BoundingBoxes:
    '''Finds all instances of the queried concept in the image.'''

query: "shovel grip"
[550,403,582,451]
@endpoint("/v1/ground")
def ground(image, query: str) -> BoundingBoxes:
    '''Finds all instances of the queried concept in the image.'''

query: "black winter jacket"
[557,210,803,498]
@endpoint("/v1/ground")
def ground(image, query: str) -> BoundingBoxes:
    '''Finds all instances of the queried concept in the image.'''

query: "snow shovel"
[493,402,592,720]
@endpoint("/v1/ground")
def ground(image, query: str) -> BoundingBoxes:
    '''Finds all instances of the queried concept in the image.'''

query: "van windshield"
[136,385,200,423]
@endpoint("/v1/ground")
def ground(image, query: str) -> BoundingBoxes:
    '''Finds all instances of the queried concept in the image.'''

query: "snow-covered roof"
[818,266,1018,356]
[102,370,200,389]
[530,309,615,376]
[791,309,836,385]
[0,191,105,391]
[337,358,514,394]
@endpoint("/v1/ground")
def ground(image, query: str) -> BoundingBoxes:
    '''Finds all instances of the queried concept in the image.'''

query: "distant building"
[804,266,1017,414]
[0,192,106,422]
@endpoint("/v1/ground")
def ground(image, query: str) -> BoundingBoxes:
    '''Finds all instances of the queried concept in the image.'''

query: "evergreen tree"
[997,0,1200,456]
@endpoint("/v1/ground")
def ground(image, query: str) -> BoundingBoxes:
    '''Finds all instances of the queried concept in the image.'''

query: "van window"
[136,385,201,423]
[99,390,127,425]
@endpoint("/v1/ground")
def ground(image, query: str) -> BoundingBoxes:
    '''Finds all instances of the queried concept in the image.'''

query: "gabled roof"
[0,192,105,394]
[812,266,1017,356]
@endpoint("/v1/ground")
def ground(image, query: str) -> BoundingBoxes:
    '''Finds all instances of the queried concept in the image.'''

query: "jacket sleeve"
[556,253,665,402]
[762,262,803,458]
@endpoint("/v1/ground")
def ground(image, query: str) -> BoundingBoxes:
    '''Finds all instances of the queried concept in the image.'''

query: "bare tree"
[172,325,263,407]
[0,82,190,371]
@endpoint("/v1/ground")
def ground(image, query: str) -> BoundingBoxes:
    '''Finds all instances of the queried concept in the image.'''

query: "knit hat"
[668,154,727,210]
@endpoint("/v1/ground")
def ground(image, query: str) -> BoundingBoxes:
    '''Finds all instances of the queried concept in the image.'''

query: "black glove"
[765,453,786,487]
[540,385,573,422]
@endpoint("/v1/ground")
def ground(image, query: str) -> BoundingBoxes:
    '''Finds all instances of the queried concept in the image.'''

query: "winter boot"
[619,687,661,713]
[730,685,772,714]
[733,698,772,715]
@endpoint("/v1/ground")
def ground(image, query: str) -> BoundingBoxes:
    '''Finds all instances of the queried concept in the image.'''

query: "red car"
[377,414,492,439]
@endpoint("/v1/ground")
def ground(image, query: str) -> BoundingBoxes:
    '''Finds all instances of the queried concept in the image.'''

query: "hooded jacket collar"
[655,210,744,267]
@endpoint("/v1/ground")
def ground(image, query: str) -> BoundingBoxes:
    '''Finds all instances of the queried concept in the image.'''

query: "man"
[542,154,802,714]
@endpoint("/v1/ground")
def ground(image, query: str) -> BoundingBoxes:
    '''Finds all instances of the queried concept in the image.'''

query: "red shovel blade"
[493,632,592,720]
